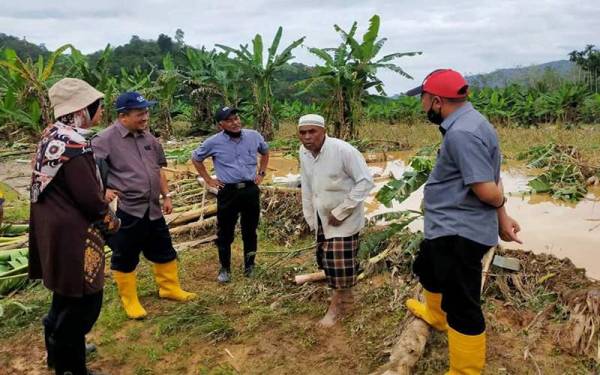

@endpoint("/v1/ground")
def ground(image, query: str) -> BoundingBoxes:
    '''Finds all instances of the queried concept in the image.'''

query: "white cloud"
[1,0,598,94]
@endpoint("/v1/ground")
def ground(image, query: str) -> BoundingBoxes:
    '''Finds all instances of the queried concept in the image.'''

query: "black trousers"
[108,209,177,273]
[413,235,490,335]
[216,182,260,271]
[43,290,103,375]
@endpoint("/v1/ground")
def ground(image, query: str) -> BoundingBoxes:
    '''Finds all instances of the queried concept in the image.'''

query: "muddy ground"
[1,129,599,374]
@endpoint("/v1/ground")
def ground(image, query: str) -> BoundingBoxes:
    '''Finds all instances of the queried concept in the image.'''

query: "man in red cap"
[405,69,522,374]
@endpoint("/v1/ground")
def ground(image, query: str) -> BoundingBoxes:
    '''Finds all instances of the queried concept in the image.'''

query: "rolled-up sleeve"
[191,139,213,162]
[446,130,495,185]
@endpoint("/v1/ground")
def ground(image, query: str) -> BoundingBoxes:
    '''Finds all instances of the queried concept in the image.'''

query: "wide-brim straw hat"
[49,78,104,118]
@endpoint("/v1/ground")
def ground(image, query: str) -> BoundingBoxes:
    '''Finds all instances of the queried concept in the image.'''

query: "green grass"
[155,300,235,342]
[277,122,600,165]
[0,283,50,337]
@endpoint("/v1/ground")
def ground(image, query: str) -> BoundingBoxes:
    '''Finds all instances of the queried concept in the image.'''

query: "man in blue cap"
[92,92,196,320]
[191,106,270,283]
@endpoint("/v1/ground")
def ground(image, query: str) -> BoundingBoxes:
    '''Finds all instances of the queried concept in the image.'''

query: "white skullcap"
[298,114,325,128]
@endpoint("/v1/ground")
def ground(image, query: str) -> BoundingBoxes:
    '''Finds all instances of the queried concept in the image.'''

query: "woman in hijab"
[28,78,120,375]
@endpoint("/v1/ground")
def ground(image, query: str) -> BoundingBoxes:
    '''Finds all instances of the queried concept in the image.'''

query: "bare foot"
[317,290,344,328]
[317,307,339,328]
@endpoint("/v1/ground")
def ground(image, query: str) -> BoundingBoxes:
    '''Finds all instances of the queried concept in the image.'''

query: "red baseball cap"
[405,69,469,99]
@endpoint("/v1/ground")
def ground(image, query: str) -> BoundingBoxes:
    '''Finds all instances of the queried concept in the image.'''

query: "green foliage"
[376,151,435,207]
[0,223,29,237]
[1,29,599,141]
[358,212,419,259]
[0,44,75,132]
[0,288,49,337]
[518,143,595,201]
[217,27,305,140]
[569,45,600,75]
[365,96,423,124]
[0,33,48,61]
[303,14,421,139]
[164,144,197,164]
[469,82,594,126]
[147,54,181,136]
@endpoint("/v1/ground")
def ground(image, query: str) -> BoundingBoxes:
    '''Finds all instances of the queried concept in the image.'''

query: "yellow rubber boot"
[446,327,486,375]
[152,260,197,301]
[405,289,448,331]
[112,271,147,319]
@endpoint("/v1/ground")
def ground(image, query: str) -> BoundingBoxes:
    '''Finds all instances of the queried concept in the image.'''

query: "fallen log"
[294,270,326,285]
[260,185,301,193]
[170,216,217,236]
[166,204,217,226]
[481,246,497,293]
[371,245,500,374]
[370,317,431,375]
[0,149,35,160]
[175,235,218,252]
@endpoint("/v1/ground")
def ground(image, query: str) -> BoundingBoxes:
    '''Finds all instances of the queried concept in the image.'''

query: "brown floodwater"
[363,156,600,281]
[168,151,600,280]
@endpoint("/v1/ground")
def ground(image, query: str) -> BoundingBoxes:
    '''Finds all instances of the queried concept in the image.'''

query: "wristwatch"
[258,171,266,177]
[494,196,507,209]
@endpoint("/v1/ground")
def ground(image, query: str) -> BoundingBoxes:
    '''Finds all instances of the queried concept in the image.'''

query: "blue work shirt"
[423,102,501,247]
[191,129,269,184]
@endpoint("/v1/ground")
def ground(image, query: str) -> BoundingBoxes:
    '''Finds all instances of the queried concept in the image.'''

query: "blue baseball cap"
[115,92,157,113]
[215,106,240,122]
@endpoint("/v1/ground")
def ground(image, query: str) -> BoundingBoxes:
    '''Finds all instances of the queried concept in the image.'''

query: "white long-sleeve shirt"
[300,136,375,239]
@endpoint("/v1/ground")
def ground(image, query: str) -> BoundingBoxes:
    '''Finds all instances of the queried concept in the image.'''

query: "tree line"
[0,20,599,142]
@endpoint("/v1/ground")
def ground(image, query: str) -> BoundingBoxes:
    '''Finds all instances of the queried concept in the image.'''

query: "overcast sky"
[1,0,598,94]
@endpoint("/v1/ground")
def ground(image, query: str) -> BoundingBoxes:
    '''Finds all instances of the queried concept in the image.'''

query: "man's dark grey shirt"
[423,102,501,246]
[91,122,167,220]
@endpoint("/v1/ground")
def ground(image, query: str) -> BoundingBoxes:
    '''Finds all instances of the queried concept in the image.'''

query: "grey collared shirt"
[423,102,501,246]
[91,121,167,220]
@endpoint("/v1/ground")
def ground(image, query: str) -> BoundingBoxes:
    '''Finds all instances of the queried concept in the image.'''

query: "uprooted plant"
[518,142,600,202]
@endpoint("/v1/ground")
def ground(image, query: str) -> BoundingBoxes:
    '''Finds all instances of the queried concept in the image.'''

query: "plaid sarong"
[316,221,360,289]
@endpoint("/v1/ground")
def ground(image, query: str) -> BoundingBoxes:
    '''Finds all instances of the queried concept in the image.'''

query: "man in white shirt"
[298,114,375,327]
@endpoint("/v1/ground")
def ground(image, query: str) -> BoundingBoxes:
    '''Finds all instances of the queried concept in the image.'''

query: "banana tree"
[147,54,181,137]
[182,47,244,131]
[0,85,42,133]
[302,15,421,139]
[64,45,119,125]
[0,44,75,130]
[217,27,305,140]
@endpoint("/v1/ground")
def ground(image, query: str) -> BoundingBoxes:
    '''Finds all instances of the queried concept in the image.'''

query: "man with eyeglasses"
[191,106,270,283]
[92,92,196,320]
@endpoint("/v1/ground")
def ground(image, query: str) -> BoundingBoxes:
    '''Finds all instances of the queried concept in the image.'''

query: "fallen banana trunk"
[370,245,502,374]
[370,317,431,375]
[166,204,218,226]
[0,236,28,251]
[294,270,326,285]
[175,235,218,252]
[170,216,217,237]
[260,185,300,194]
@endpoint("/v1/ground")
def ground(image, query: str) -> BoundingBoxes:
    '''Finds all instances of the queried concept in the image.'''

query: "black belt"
[223,181,254,190]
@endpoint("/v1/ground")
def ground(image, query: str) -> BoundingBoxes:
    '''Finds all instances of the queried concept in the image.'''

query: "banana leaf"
[0,224,29,237]
[0,273,29,296]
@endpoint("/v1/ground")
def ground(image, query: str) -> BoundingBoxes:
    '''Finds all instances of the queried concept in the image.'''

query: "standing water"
[172,151,600,280]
